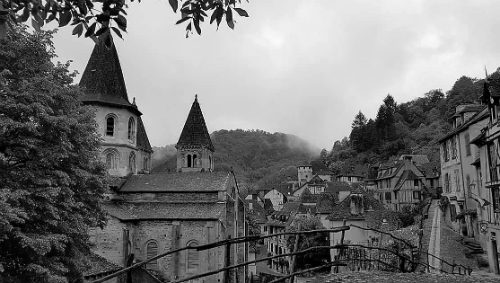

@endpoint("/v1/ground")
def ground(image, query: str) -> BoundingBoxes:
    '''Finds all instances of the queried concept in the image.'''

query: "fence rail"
[89,221,470,283]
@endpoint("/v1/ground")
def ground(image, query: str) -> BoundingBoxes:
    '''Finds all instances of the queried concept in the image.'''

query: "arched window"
[128,117,135,141]
[193,154,197,167]
[186,241,199,272]
[105,114,116,136]
[103,148,119,169]
[129,152,136,173]
[145,240,158,270]
[187,154,192,168]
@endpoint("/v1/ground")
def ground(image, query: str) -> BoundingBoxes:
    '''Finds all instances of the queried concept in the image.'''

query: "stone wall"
[89,217,127,267]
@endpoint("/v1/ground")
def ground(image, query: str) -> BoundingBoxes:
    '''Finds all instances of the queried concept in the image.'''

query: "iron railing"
[88,221,471,283]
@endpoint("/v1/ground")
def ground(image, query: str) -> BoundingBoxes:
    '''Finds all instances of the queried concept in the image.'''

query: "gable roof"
[176,96,214,151]
[416,162,440,178]
[394,170,420,191]
[82,253,121,278]
[399,155,429,165]
[438,107,489,143]
[79,38,141,116]
[327,190,383,221]
[104,202,225,220]
[119,171,230,192]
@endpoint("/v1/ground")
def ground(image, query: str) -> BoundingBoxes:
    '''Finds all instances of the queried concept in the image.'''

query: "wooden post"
[288,225,301,283]
[335,219,347,273]
[224,235,231,283]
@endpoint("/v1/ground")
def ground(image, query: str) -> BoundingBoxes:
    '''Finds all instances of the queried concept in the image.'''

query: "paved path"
[427,200,441,273]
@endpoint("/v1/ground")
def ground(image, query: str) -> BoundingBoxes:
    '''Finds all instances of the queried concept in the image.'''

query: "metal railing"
[89,221,470,283]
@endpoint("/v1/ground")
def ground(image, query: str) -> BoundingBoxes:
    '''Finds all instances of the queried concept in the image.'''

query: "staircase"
[463,238,484,255]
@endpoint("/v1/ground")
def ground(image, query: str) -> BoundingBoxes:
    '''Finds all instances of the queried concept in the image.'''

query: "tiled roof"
[416,162,440,178]
[82,253,122,277]
[103,202,225,220]
[325,181,351,193]
[316,193,337,214]
[399,155,429,165]
[136,117,152,152]
[326,191,394,223]
[308,174,326,185]
[120,171,230,192]
[246,200,268,224]
[176,97,214,151]
[438,107,488,143]
[376,160,404,179]
[79,38,141,115]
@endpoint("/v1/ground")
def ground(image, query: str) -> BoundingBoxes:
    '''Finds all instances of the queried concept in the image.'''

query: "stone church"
[80,39,246,283]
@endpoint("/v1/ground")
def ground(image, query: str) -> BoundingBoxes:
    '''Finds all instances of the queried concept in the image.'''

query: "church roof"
[136,117,152,152]
[103,202,225,220]
[176,96,214,151]
[119,171,230,192]
[79,38,141,115]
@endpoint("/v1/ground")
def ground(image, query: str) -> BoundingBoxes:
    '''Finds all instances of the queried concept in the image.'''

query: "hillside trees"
[0,26,107,282]
[0,0,249,41]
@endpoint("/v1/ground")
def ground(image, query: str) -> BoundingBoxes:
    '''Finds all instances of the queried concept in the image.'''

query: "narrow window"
[106,115,115,136]
[143,157,149,171]
[464,133,471,156]
[103,149,119,169]
[187,154,192,167]
[128,117,136,141]
[193,154,197,167]
[146,241,158,270]
[129,152,136,173]
[186,241,199,272]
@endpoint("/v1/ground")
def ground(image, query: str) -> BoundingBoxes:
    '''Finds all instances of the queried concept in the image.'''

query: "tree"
[0,0,249,41]
[351,111,367,129]
[286,215,330,271]
[0,26,107,282]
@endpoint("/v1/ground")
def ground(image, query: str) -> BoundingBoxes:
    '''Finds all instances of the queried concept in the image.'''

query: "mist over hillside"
[152,129,319,189]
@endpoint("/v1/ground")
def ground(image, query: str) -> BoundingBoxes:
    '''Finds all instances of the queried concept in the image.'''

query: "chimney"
[403,155,412,169]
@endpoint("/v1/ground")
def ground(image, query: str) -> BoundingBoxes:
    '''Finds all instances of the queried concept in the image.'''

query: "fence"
[89,220,470,283]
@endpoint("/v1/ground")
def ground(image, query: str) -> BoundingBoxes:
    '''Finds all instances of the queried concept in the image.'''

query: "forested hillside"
[321,72,494,175]
[152,129,318,189]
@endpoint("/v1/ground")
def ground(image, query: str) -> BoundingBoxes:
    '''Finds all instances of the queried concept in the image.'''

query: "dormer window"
[105,114,116,136]
[128,117,136,141]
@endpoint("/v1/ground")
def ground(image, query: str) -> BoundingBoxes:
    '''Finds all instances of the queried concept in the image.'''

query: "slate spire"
[176,96,214,151]
[79,37,139,113]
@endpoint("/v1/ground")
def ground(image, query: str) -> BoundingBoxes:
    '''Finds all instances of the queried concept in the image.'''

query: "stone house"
[470,72,500,274]
[81,40,246,283]
[438,105,488,237]
[264,188,287,211]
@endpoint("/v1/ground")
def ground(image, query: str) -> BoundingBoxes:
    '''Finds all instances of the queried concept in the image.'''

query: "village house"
[372,155,431,211]
[470,71,500,274]
[80,39,247,282]
[439,105,489,237]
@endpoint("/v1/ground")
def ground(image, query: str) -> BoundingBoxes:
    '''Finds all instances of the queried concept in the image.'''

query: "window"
[443,143,449,162]
[444,173,450,193]
[143,157,149,171]
[128,117,135,141]
[129,152,136,173]
[186,241,199,272]
[451,138,457,159]
[385,192,392,203]
[103,148,119,169]
[464,133,471,156]
[455,171,460,192]
[450,205,457,221]
[193,154,198,167]
[187,154,192,167]
[493,187,500,213]
[413,191,421,200]
[146,241,158,270]
[413,179,419,187]
[105,115,115,136]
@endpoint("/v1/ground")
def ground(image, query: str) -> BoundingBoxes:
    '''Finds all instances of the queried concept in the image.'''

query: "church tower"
[176,96,214,172]
[79,38,152,177]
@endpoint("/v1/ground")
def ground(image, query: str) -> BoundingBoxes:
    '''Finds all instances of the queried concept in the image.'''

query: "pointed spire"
[79,37,139,114]
[176,96,214,151]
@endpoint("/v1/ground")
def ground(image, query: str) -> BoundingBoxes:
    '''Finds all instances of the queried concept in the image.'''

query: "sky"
[51,0,500,149]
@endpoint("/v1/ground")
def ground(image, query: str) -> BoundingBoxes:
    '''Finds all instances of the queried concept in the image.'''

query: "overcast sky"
[51,0,500,149]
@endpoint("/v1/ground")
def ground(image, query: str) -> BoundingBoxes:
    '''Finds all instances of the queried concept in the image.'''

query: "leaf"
[72,23,84,37]
[226,8,234,29]
[168,0,178,12]
[193,18,201,35]
[18,7,30,23]
[59,10,72,27]
[114,15,127,31]
[94,26,108,37]
[176,17,191,25]
[84,22,96,37]
[233,8,249,17]
[111,27,123,39]
[31,18,41,32]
